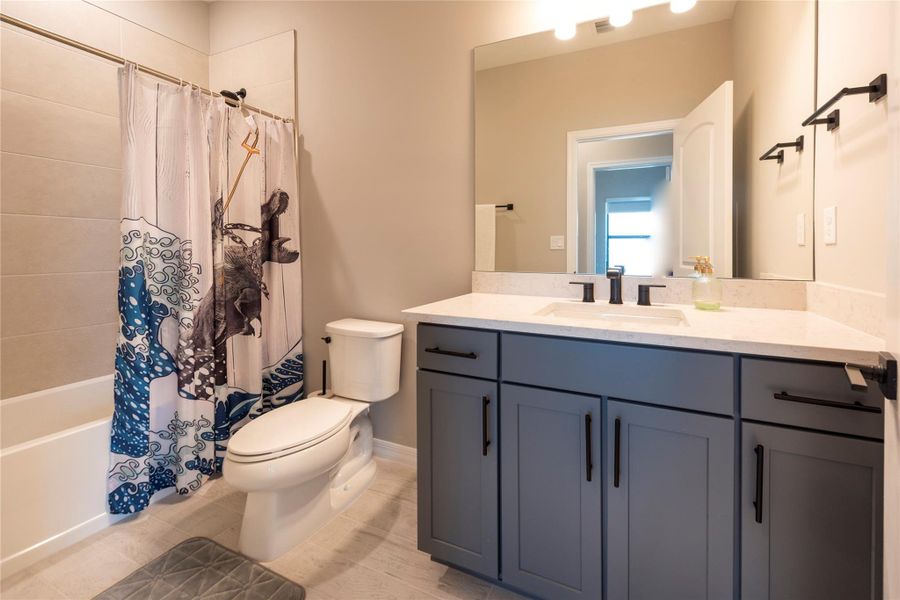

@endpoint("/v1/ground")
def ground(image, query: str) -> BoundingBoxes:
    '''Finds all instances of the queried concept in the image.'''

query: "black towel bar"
[802,73,887,132]
[759,135,804,164]
[495,203,514,210]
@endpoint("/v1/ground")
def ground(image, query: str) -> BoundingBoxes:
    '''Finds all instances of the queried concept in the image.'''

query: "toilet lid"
[227,397,353,458]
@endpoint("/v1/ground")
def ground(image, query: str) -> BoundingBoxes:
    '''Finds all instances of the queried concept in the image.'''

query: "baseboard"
[373,438,417,468]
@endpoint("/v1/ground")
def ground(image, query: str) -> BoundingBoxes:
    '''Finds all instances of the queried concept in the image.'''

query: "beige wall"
[208,1,541,447]
[732,0,815,281]
[0,1,210,398]
[476,20,733,273]
[814,0,891,295]
[209,30,296,120]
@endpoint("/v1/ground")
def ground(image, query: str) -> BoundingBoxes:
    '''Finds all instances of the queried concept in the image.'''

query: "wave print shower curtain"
[108,64,303,514]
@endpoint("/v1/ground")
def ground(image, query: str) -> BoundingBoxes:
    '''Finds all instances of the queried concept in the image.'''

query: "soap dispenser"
[690,256,721,311]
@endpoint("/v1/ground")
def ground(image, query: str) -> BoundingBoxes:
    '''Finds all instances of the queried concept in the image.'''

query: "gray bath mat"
[93,537,305,600]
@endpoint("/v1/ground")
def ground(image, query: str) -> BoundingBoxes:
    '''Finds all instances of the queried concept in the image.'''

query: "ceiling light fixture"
[670,0,697,14]
[609,1,633,27]
[555,21,577,40]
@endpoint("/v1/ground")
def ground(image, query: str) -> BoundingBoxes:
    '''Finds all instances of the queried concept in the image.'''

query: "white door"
[671,80,733,277]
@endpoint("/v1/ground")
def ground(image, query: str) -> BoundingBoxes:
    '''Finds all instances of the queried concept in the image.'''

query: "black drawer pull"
[585,414,593,482]
[753,444,764,524]
[613,417,621,488]
[424,347,477,360]
[774,391,882,414]
[482,396,491,456]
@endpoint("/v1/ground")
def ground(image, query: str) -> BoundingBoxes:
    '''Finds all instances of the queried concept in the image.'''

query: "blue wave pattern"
[107,222,304,514]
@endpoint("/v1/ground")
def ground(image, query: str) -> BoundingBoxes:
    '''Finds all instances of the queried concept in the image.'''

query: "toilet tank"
[325,319,404,402]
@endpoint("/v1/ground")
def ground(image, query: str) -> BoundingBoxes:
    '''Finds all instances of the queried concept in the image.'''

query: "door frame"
[566,120,679,272]
[585,157,672,274]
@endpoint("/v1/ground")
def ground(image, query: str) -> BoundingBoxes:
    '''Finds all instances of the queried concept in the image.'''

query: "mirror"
[474,0,816,279]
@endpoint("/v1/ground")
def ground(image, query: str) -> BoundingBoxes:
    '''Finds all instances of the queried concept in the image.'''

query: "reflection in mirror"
[474,0,815,279]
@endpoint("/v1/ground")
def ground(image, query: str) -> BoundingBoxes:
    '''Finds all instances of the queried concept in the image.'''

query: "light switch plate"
[824,206,837,245]
[796,213,806,246]
[550,235,565,250]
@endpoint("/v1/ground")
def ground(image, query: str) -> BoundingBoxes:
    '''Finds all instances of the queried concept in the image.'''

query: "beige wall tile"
[1,272,117,336]
[1,25,119,116]
[209,30,294,90]
[121,20,209,89]
[0,214,119,275]
[1,0,121,55]
[91,0,211,54]
[0,91,120,168]
[1,153,120,219]
[0,323,116,398]
[247,80,294,120]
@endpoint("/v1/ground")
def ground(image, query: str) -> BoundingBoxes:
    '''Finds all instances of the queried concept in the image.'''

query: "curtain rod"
[0,12,294,123]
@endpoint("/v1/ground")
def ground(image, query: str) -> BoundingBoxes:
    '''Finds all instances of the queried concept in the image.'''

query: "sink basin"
[535,302,687,327]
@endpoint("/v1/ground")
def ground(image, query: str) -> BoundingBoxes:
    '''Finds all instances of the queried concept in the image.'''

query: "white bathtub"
[0,375,122,576]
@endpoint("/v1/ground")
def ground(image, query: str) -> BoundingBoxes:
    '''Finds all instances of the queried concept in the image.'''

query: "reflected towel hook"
[759,135,804,164]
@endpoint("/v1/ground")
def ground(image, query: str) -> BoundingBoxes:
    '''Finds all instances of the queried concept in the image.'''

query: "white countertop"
[403,293,885,364]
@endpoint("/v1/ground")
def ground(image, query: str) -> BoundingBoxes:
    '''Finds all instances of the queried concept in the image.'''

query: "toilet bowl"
[223,318,403,561]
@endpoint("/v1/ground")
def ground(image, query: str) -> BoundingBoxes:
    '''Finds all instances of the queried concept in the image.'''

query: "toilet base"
[237,410,376,561]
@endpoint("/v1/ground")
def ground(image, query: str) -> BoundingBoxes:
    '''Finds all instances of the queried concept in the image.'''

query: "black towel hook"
[759,136,804,164]
[802,73,887,132]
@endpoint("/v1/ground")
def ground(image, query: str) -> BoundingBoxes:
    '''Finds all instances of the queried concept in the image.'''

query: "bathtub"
[0,375,122,576]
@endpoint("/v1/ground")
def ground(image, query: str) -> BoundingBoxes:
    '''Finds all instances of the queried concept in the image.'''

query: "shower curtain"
[107,64,303,514]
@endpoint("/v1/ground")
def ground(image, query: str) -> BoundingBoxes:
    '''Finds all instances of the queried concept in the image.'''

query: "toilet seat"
[226,397,353,464]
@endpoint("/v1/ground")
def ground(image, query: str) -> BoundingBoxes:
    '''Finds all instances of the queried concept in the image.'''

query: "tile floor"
[1,458,524,600]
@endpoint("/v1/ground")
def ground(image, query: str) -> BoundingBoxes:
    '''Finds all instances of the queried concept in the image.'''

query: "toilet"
[223,318,403,561]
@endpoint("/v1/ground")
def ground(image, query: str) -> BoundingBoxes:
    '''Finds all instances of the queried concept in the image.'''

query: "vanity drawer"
[502,333,734,415]
[741,358,884,439]
[417,324,498,380]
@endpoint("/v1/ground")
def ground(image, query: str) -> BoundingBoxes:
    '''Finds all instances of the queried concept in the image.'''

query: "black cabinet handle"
[753,444,764,524]
[585,414,593,482]
[774,391,882,414]
[613,417,621,488]
[482,396,491,456]
[425,347,477,360]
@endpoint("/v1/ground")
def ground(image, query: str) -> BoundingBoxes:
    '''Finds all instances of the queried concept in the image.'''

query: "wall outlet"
[796,213,806,246]
[550,235,565,250]
[824,206,837,245]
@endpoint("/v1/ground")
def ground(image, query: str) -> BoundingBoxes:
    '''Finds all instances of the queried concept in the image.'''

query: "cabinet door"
[417,371,498,578]
[606,400,735,600]
[742,422,883,600]
[500,384,602,600]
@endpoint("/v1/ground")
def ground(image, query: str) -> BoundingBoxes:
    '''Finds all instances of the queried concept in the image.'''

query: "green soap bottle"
[690,256,721,311]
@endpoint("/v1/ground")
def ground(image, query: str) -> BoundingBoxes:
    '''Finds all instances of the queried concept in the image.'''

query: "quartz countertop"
[402,293,885,364]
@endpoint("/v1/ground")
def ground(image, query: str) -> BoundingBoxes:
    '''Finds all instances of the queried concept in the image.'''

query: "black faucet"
[637,284,666,306]
[570,281,595,303]
[606,266,625,304]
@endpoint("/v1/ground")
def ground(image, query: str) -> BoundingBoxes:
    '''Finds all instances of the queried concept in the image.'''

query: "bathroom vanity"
[406,293,890,600]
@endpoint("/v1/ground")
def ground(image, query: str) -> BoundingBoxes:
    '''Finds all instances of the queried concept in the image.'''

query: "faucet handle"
[637,284,666,306]
[569,281,595,303]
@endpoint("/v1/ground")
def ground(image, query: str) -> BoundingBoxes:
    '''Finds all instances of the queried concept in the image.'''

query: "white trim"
[373,437,417,468]
[584,156,672,273]
[0,512,126,577]
[566,120,680,273]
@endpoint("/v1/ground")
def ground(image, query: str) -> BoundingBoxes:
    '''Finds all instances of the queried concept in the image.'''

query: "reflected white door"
[671,80,733,277]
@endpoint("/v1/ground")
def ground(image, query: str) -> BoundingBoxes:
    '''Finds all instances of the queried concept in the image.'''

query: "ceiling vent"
[594,18,614,33]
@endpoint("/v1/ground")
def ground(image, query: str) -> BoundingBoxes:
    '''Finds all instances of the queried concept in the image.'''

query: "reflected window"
[605,198,653,276]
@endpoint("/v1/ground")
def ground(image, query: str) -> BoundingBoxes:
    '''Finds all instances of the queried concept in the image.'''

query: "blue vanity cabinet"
[416,369,499,579]
[741,422,883,600]
[605,400,735,600]
[499,384,602,600]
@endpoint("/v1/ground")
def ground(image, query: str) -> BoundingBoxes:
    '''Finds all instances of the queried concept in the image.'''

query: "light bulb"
[554,21,576,40]
[670,0,697,13]
[609,2,633,27]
